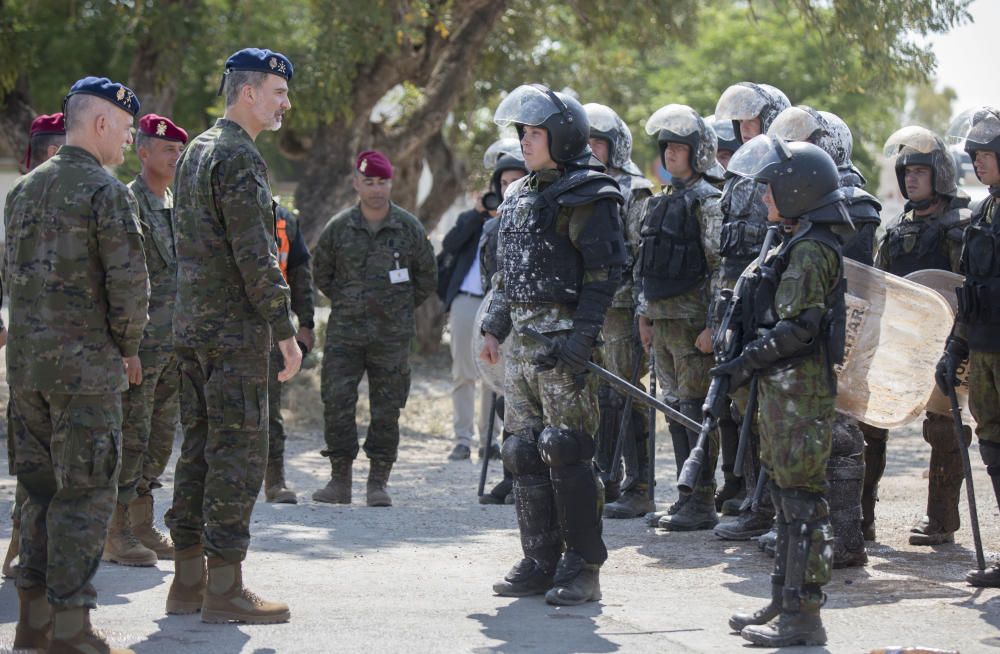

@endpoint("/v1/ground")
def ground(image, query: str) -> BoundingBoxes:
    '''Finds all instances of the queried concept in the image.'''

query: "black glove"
[935,336,969,394]
[533,331,595,377]
[710,356,753,390]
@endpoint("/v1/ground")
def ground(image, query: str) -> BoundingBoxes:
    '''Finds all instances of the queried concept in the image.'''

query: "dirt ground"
[1,350,999,653]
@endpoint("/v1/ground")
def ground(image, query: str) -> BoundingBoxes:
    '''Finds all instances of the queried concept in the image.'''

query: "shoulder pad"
[842,186,882,211]
[882,211,906,233]
[629,176,656,193]
[943,206,972,242]
[499,176,530,208]
[686,178,723,203]
[552,169,624,207]
[950,191,972,210]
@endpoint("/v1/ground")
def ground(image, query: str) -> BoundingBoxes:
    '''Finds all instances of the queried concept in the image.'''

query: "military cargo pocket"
[53,399,122,490]
[218,376,266,431]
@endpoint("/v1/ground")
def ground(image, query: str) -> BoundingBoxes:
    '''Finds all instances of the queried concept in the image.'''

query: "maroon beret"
[23,112,66,171]
[356,150,393,179]
[138,113,188,144]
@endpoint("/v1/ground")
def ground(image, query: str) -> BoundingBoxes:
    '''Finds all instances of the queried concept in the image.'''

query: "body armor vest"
[958,195,1000,351]
[748,222,847,380]
[636,180,720,301]
[883,206,965,277]
[719,175,769,281]
[498,168,621,305]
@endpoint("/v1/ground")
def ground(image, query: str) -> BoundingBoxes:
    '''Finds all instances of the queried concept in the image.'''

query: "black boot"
[595,384,623,504]
[544,550,602,606]
[716,412,744,511]
[713,505,774,540]
[732,495,788,631]
[741,601,827,647]
[605,432,655,519]
[860,425,887,541]
[493,461,560,596]
[480,477,514,505]
[493,557,555,597]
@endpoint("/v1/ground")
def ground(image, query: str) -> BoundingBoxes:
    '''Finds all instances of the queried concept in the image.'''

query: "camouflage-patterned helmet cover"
[768,105,842,165]
[645,103,718,174]
[584,102,640,174]
[883,125,958,198]
[819,111,853,167]
[714,82,791,138]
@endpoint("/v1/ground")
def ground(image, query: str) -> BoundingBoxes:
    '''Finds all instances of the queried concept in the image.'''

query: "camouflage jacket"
[3,145,149,393]
[313,203,436,340]
[172,118,294,351]
[129,174,176,353]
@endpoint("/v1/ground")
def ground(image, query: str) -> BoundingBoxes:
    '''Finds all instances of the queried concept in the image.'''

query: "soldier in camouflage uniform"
[101,114,187,568]
[864,126,970,547]
[716,137,848,647]
[311,150,436,508]
[632,104,723,532]
[710,82,790,540]
[582,103,656,519]
[937,106,1000,588]
[165,48,301,625]
[5,76,146,654]
[264,204,315,504]
[4,112,65,581]
[480,84,625,606]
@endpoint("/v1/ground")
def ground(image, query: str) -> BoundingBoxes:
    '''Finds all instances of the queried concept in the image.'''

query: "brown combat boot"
[264,459,297,504]
[312,457,352,504]
[366,459,393,507]
[48,606,135,654]
[14,585,50,651]
[128,494,174,560]
[102,503,157,567]
[2,520,18,578]
[201,557,290,624]
[166,544,206,614]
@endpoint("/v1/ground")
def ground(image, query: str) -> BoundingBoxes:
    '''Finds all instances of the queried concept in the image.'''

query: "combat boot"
[264,460,297,504]
[48,606,135,654]
[714,506,774,540]
[166,544,206,614]
[658,485,718,531]
[967,564,1000,588]
[720,494,745,516]
[544,551,601,606]
[13,585,50,651]
[909,431,964,545]
[740,603,827,647]
[366,459,393,507]
[102,503,157,567]
[758,527,777,557]
[729,580,783,632]
[861,428,887,542]
[644,494,689,527]
[492,558,555,597]
[312,457,352,504]
[201,557,291,624]
[2,521,18,578]
[479,477,513,505]
[128,494,174,560]
[604,484,655,518]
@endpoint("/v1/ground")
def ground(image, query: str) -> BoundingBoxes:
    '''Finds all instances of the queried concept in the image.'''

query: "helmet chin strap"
[908,196,934,210]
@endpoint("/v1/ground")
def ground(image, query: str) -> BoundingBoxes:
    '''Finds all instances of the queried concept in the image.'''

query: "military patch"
[253,173,271,209]
[156,121,167,136]
[117,87,126,101]
[269,57,278,70]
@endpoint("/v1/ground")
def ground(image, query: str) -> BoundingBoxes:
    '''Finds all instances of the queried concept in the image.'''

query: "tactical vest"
[719,175,770,281]
[883,206,965,277]
[636,180,720,300]
[748,222,846,385]
[958,195,1000,351]
[498,168,622,304]
[276,214,290,281]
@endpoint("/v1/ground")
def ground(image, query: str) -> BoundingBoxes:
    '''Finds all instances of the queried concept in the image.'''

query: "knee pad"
[501,431,547,477]
[980,440,1000,476]
[537,427,595,468]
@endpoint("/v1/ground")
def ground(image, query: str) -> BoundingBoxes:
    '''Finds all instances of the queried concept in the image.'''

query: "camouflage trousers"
[601,307,646,383]
[7,389,121,608]
[758,367,835,495]
[649,316,712,404]
[970,350,1000,445]
[165,347,268,562]
[321,334,411,463]
[118,349,179,503]
[267,344,287,467]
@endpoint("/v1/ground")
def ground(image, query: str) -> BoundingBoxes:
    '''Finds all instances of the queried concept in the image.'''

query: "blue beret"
[65,76,140,117]
[224,48,293,81]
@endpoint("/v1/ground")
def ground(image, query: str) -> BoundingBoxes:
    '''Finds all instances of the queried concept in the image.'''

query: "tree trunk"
[0,76,38,172]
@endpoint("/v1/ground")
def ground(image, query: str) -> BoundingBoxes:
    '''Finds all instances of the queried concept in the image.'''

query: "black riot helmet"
[584,103,643,175]
[494,84,594,168]
[883,126,958,204]
[728,135,848,223]
[482,137,528,207]
[947,106,1000,182]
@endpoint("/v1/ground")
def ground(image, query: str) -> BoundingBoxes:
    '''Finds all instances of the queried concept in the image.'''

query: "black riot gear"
[957,194,1000,351]
[884,126,959,206]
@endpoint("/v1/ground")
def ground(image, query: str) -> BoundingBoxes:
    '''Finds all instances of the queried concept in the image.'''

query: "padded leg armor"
[595,384,623,503]
[860,423,887,541]
[911,414,970,545]
[493,430,559,597]
[742,489,831,647]
[538,427,606,605]
[829,416,867,568]
[967,440,1000,587]
[730,483,787,632]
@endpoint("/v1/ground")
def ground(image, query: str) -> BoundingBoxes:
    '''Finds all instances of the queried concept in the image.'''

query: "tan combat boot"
[102,503,157,567]
[13,585,50,651]
[48,605,135,654]
[166,544,206,614]
[201,557,290,624]
[128,494,175,560]
[2,521,18,578]
[312,457,352,504]
[366,459,393,507]
[264,460,297,504]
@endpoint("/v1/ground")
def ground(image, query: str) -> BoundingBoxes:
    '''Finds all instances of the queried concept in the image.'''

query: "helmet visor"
[727,134,790,180]
[947,107,1000,148]
[768,106,822,142]
[882,125,942,158]
[483,137,523,170]
[706,114,736,143]
[494,85,560,128]
[714,84,768,121]
[645,103,701,137]
[583,103,620,134]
